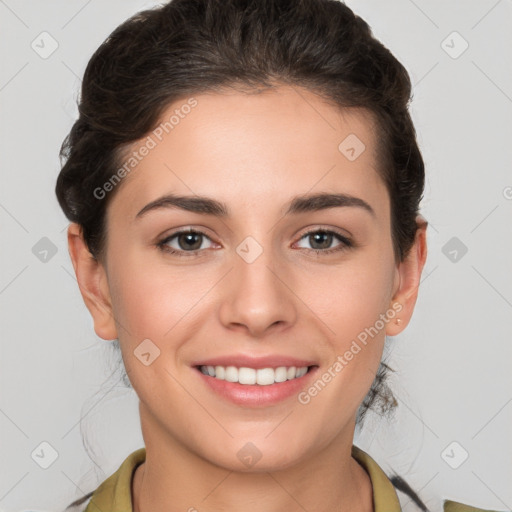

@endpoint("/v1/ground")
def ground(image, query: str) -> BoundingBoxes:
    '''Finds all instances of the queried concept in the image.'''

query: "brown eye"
[295,229,353,254]
[308,231,334,250]
[175,232,203,251]
[157,229,215,257]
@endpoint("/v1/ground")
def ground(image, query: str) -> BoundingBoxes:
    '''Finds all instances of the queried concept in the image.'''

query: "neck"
[132,411,374,512]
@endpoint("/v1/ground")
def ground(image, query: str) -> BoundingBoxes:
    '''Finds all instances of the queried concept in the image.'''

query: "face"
[73,85,421,472]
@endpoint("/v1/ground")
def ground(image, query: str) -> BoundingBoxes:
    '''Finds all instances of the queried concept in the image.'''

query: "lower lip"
[194,366,318,407]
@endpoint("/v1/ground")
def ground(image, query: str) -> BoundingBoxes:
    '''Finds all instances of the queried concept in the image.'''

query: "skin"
[68,84,427,512]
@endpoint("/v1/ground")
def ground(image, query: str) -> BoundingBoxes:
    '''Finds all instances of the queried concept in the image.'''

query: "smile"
[198,365,311,385]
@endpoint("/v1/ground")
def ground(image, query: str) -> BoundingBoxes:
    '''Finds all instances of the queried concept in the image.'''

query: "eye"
[157,229,216,257]
[157,227,353,258]
[294,228,353,254]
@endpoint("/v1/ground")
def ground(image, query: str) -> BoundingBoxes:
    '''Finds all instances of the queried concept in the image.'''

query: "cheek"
[305,247,396,396]
[305,249,396,343]
[108,247,212,344]
[106,253,202,407]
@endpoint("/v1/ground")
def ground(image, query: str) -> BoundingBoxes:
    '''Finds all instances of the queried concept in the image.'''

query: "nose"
[218,239,298,338]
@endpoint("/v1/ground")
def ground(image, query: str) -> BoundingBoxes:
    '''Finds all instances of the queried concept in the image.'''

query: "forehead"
[108,85,387,221]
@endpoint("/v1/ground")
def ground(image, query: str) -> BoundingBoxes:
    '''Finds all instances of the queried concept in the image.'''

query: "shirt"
[79,445,499,512]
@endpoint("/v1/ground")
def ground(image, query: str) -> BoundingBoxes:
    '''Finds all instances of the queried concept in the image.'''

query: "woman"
[56,0,494,510]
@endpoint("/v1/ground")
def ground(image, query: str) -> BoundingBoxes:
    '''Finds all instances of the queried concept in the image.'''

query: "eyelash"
[156,227,354,258]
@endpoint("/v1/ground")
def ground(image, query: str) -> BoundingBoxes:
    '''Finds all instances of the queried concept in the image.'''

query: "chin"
[196,435,314,473]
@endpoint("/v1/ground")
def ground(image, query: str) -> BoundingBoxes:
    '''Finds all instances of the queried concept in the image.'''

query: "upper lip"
[192,354,318,369]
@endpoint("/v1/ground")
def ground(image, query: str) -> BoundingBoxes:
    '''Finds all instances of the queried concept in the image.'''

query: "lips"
[191,354,319,406]
[192,355,318,386]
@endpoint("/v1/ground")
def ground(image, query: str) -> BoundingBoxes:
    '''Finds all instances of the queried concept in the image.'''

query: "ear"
[386,215,428,336]
[67,223,118,341]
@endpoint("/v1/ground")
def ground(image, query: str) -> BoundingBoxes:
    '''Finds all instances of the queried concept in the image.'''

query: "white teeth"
[199,365,310,385]
[274,366,288,382]
[215,365,225,379]
[256,368,275,385]
[239,367,256,385]
[225,366,238,382]
[296,366,308,378]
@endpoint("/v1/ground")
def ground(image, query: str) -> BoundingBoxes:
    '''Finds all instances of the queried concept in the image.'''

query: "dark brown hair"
[58,0,427,509]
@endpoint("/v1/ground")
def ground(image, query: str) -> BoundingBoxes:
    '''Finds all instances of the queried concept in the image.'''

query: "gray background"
[0,1,511,511]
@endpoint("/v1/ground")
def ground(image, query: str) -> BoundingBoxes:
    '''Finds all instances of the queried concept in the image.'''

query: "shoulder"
[352,444,503,512]
[442,499,505,512]
[62,448,146,512]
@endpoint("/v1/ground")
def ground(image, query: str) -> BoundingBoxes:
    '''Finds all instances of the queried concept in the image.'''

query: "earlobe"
[386,216,428,337]
[67,223,118,341]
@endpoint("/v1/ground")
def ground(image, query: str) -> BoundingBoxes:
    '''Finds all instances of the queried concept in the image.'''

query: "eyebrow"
[135,191,375,220]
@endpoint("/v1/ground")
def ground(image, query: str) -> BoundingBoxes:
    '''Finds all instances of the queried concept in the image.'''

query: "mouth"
[195,364,316,386]
[191,354,319,406]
